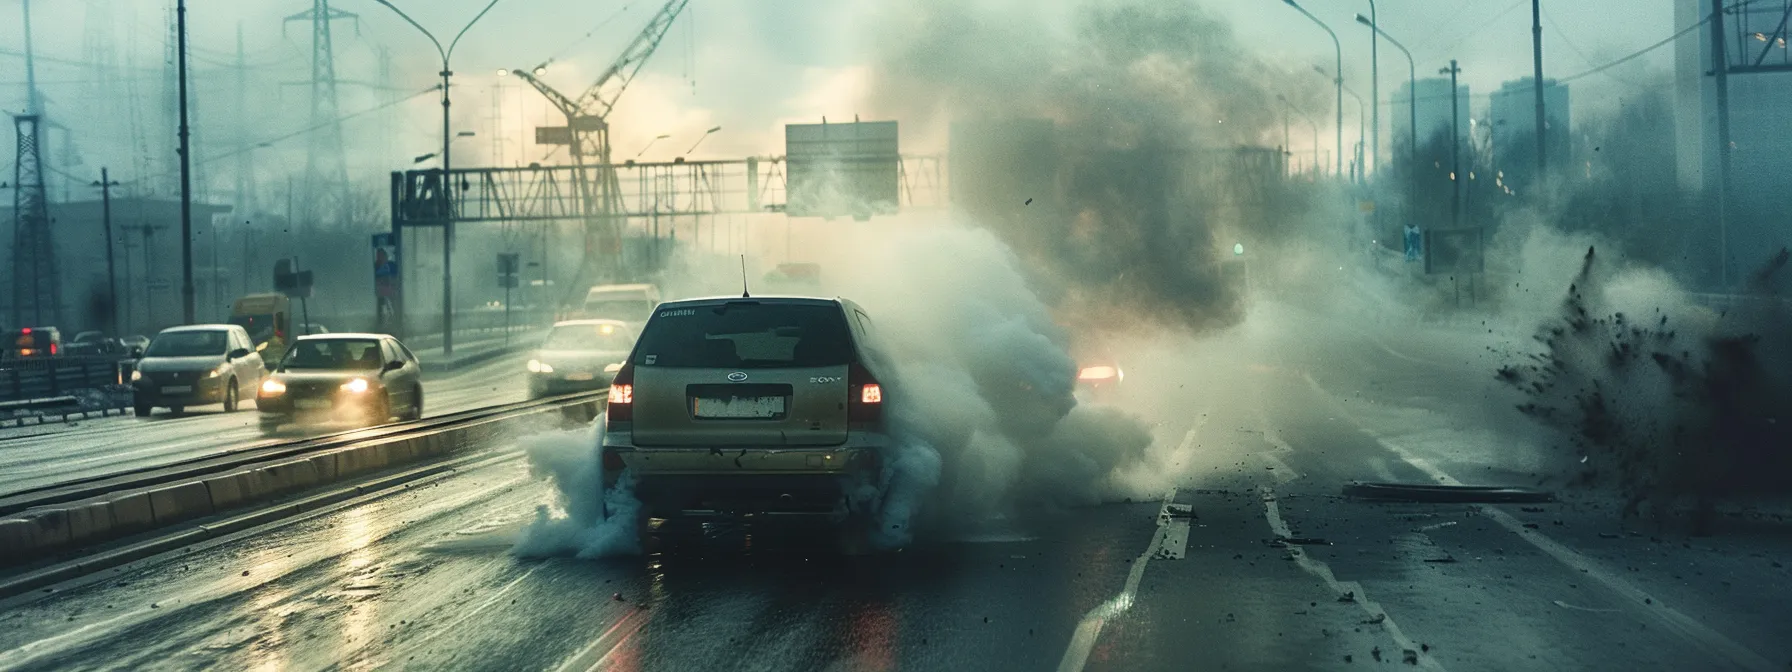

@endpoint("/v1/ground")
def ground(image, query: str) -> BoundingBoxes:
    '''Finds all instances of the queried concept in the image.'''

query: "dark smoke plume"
[1498,246,1792,532]
[867,0,1316,332]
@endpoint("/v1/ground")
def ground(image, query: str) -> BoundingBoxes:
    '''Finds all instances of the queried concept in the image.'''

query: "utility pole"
[1442,60,1463,228]
[177,0,196,324]
[1710,0,1733,288]
[95,169,121,335]
[1531,0,1548,179]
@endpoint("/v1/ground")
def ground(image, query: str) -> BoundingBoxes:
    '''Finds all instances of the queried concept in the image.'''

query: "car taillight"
[49,344,57,356]
[849,362,882,422]
[607,363,634,422]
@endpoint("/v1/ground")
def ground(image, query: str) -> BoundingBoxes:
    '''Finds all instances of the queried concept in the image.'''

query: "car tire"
[404,387,423,421]
[134,404,152,418]
[222,380,239,412]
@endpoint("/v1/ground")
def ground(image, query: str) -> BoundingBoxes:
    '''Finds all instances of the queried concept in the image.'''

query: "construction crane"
[509,0,690,296]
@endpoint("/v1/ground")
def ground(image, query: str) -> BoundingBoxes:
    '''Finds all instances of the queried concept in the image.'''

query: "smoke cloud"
[510,420,645,559]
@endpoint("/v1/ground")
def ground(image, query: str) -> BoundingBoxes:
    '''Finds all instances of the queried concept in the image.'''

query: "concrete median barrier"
[0,390,601,569]
[147,482,215,524]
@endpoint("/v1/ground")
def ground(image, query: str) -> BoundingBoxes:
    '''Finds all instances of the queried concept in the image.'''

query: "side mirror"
[383,359,405,373]
[228,348,250,360]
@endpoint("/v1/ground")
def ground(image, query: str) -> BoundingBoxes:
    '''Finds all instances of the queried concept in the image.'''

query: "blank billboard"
[785,121,899,219]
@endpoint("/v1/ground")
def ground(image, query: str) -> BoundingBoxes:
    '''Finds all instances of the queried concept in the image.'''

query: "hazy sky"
[0,0,1683,183]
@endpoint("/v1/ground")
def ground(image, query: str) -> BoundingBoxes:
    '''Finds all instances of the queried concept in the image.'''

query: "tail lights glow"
[848,362,883,422]
[1078,365,1121,382]
[607,363,635,422]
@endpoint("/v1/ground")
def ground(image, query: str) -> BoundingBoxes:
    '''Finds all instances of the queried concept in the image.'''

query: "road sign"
[785,121,899,219]
[535,126,573,146]
[274,259,314,299]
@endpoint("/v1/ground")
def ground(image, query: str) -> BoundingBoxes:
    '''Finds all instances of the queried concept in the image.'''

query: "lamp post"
[1365,0,1378,174]
[682,126,722,157]
[1284,0,1343,177]
[371,0,503,357]
[635,134,671,159]
[1356,15,1414,167]
[1441,60,1463,228]
[1315,66,1366,183]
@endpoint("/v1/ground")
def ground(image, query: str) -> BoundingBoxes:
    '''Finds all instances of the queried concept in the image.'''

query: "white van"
[582,284,661,324]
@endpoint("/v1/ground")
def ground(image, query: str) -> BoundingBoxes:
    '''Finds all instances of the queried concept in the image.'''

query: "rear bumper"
[133,378,225,406]
[601,433,886,516]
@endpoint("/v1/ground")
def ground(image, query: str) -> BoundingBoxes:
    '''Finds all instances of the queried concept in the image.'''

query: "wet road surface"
[1,305,1788,671]
[0,353,535,498]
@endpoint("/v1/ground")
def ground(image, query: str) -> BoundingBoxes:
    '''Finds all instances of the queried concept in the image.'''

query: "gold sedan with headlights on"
[527,319,637,399]
[255,334,423,435]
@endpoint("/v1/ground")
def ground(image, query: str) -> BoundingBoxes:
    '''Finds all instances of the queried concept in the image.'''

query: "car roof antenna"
[740,255,751,298]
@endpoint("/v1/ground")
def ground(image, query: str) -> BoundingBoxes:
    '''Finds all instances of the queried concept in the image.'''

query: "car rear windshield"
[145,331,229,358]
[633,302,854,369]
[281,339,383,371]
[542,324,635,351]
[585,299,654,323]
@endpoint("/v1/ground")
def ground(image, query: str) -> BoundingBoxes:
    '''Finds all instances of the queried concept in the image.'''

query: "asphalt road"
[0,353,537,498]
[1,303,1787,671]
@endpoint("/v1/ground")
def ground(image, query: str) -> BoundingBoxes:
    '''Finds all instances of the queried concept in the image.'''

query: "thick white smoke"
[814,216,1161,547]
[510,420,645,559]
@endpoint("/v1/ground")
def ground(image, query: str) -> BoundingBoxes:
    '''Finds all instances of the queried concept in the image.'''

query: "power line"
[1557,14,1711,84]
[119,85,439,187]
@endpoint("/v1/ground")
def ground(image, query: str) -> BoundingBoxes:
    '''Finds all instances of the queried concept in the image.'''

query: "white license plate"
[296,399,332,410]
[161,385,192,394]
[565,372,594,381]
[693,396,786,419]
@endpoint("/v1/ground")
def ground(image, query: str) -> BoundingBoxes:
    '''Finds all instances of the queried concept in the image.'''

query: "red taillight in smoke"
[848,362,882,422]
[607,363,634,422]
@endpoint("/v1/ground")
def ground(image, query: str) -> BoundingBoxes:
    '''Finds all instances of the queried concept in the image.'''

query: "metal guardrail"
[0,357,132,404]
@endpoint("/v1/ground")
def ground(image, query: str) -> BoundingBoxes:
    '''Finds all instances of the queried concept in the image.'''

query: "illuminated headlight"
[260,379,287,396]
[130,369,143,382]
[208,362,231,378]
[341,378,370,394]
[527,359,553,374]
[1077,366,1122,382]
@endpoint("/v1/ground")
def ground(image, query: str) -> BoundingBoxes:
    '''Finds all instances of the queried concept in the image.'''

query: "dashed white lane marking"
[1303,372,1780,672]
[1057,489,1178,672]
[1259,485,1445,671]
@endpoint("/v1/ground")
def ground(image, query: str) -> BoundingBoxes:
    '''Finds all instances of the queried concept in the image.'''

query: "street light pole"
[1441,60,1463,228]
[1284,0,1344,177]
[1367,0,1378,174]
[1531,0,1547,178]
[1316,66,1366,183]
[177,0,196,324]
[372,0,503,357]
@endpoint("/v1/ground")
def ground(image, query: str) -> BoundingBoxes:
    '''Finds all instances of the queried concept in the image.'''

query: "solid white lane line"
[1057,489,1177,672]
[1304,372,1780,672]
[1259,485,1444,672]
